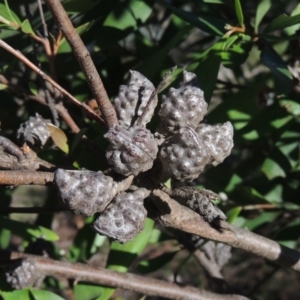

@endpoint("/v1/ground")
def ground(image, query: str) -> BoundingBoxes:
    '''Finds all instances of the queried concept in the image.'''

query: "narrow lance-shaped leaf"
[3,0,21,25]
[254,0,272,32]
[264,13,300,33]
[260,45,293,95]
[160,0,227,36]
[234,0,244,27]
[47,124,69,154]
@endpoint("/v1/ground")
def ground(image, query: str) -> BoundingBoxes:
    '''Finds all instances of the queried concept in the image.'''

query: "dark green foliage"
[1,0,300,299]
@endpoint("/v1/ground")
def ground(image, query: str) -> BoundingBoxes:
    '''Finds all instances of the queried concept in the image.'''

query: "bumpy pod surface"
[169,187,226,222]
[197,121,234,166]
[159,127,209,181]
[105,125,158,176]
[93,188,149,243]
[158,71,207,134]
[17,114,51,148]
[6,259,37,289]
[55,169,118,216]
[185,189,226,223]
[114,70,157,128]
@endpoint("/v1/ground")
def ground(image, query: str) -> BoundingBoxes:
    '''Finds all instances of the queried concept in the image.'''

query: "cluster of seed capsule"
[53,70,233,244]
[157,71,233,181]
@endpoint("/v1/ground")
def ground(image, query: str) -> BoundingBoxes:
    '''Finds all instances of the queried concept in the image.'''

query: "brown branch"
[0,251,249,300]
[0,171,54,186]
[45,0,118,128]
[152,189,300,272]
[0,140,55,172]
[0,39,104,125]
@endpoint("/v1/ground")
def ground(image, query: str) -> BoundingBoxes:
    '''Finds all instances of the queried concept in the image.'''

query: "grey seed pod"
[17,113,51,148]
[6,259,37,289]
[114,70,157,128]
[93,188,149,243]
[55,169,118,216]
[197,121,234,166]
[157,71,207,135]
[170,186,227,222]
[159,127,209,181]
[105,125,158,176]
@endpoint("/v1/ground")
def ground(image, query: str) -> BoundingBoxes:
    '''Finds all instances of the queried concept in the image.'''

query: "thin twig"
[0,251,250,300]
[37,0,49,39]
[45,0,118,128]
[0,74,107,166]
[0,39,104,125]
[36,0,59,84]
[0,170,54,185]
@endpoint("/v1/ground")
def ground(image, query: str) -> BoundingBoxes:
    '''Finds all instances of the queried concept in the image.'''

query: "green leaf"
[260,45,293,95]
[29,82,38,96]
[104,0,152,30]
[47,124,69,154]
[221,35,252,69]
[21,19,35,35]
[234,0,244,27]
[3,0,21,25]
[27,226,59,241]
[0,83,8,90]
[254,0,272,32]
[0,289,31,300]
[261,158,286,180]
[74,283,104,300]
[58,22,92,53]
[137,25,190,79]
[0,228,10,249]
[279,99,300,116]
[285,4,300,35]
[243,211,281,231]
[226,206,242,223]
[264,184,284,204]
[29,289,65,300]
[161,1,227,36]
[63,0,101,13]
[0,3,21,28]
[0,217,59,241]
[264,13,300,33]
[68,217,97,263]
[188,40,223,102]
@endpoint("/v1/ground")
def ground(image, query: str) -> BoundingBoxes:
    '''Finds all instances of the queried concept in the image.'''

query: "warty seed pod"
[55,169,118,216]
[17,113,51,148]
[93,188,149,243]
[157,71,207,136]
[197,121,234,166]
[6,259,37,289]
[167,186,226,222]
[114,70,157,128]
[105,125,158,176]
[159,127,209,181]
